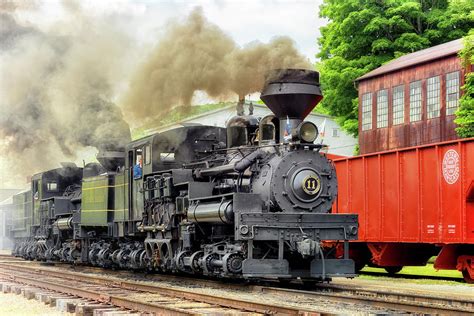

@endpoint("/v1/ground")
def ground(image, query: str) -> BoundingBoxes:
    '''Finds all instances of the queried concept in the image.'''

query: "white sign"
[442,149,460,184]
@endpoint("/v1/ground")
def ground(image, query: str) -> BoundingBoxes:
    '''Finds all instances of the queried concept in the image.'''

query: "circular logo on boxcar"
[302,175,321,195]
[442,149,460,184]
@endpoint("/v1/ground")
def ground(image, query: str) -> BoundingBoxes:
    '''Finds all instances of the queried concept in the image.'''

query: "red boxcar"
[331,138,474,282]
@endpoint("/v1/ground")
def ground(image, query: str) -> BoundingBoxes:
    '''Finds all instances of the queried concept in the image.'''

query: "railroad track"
[0,259,472,315]
[256,283,474,315]
[0,254,22,261]
[0,262,323,315]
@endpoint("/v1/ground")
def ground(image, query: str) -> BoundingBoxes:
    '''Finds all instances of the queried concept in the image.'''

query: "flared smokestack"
[260,69,322,120]
[260,69,323,143]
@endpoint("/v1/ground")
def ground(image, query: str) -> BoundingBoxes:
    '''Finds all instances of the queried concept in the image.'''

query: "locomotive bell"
[260,69,323,143]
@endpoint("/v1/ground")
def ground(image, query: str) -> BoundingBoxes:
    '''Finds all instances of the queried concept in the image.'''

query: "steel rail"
[0,254,22,260]
[256,284,474,315]
[64,261,472,314]
[2,272,189,315]
[0,263,324,315]
[3,260,472,315]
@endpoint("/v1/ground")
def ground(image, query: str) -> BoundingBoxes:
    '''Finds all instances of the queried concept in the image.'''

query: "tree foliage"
[455,32,474,137]
[317,0,474,137]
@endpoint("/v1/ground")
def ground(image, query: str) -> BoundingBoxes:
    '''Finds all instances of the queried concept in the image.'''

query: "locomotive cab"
[226,115,258,148]
[258,114,279,144]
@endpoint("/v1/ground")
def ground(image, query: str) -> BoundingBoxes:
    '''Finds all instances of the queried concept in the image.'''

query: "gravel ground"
[0,292,67,316]
[25,263,401,314]
[4,260,473,314]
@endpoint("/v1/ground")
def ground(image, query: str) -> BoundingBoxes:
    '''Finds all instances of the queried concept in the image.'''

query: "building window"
[361,92,372,131]
[392,85,404,125]
[332,128,339,137]
[409,80,422,122]
[426,76,440,119]
[446,71,460,115]
[376,89,388,128]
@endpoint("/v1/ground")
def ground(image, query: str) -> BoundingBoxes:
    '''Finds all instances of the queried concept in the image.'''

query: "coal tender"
[11,69,358,283]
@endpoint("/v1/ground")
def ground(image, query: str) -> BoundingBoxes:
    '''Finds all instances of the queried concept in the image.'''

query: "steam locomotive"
[10,69,358,282]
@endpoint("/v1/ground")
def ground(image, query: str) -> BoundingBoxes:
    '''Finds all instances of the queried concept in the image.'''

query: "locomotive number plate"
[302,175,321,195]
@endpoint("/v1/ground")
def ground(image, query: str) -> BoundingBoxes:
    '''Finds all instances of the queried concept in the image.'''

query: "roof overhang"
[356,38,463,82]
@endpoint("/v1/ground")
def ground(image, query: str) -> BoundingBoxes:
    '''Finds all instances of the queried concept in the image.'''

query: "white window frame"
[376,89,388,128]
[392,85,404,125]
[409,80,422,122]
[426,76,440,119]
[446,71,460,115]
[361,92,373,131]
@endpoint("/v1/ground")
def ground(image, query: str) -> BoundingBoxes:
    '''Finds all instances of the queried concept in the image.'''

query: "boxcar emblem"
[442,149,460,184]
[302,175,321,195]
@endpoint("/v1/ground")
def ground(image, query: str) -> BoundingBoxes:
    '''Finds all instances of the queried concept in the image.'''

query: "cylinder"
[189,200,233,224]
[55,217,73,230]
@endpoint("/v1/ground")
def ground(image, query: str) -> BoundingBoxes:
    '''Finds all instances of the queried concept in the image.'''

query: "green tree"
[455,32,474,137]
[317,0,474,137]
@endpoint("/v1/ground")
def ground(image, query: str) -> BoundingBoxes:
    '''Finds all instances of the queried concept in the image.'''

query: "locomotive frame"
[10,69,359,283]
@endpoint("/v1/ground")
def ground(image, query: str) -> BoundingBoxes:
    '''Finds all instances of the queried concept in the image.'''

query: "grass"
[359,264,464,285]
[361,264,462,278]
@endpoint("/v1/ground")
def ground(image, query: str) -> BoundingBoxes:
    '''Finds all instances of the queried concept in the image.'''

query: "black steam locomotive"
[11,69,358,282]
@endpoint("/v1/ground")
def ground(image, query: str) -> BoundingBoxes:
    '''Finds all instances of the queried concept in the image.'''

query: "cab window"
[136,148,143,166]
[33,181,39,200]
[144,144,151,165]
[133,148,143,180]
[47,182,58,192]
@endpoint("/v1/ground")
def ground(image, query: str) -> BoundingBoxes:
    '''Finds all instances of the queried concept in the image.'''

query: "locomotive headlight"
[296,121,318,143]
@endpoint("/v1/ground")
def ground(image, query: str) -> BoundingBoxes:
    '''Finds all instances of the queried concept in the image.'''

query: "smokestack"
[260,69,322,142]
[260,69,322,119]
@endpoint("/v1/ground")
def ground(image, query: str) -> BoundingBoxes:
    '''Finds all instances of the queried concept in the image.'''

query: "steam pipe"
[196,149,266,178]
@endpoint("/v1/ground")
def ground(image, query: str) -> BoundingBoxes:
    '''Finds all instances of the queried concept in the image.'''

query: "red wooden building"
[356,39,467,154]
[331,38,474,282]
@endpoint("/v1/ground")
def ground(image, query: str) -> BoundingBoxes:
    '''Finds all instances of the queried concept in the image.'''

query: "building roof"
[144,102,331,134]
[0,188,27,208]
[0,189,22,204]
[0,196,14,207]
[356,39,463,82]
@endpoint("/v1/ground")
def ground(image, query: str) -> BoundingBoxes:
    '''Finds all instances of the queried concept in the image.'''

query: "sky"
[18,0,327,63]
[0,0,328,190]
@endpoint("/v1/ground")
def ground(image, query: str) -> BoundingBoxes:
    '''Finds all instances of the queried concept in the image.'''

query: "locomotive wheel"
[223,253,243,274]
[462,269,474,284]
[138,249,148,269]
[204,253,220,273]
[117,249,131,268]
[175,251,192,273]
[89,248,100,266]
[384,266,403,275]
[190,251,204,273]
